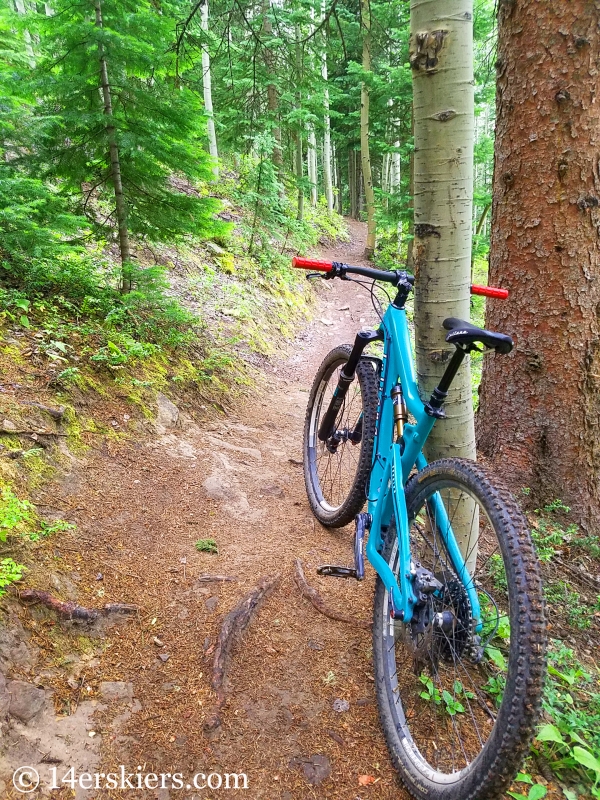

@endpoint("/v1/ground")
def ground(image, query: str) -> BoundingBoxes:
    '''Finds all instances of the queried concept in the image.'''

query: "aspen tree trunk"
[382,153,390,195]
[200,0,218,178]
[95,0,131,292]
[360,0,376,258]
[477,0,600,530]
[411,0,476,565]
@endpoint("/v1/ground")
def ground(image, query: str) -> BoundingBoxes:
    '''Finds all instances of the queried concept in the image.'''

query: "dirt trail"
[11,221,411,799]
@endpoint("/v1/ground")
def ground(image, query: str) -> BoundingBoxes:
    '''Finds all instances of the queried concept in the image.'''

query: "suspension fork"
[317,328,383,442]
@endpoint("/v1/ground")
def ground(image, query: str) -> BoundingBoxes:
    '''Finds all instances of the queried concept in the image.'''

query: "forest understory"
[0,222,596,800]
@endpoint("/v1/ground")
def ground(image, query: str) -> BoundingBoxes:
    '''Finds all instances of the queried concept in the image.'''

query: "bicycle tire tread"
[374,458,547,800]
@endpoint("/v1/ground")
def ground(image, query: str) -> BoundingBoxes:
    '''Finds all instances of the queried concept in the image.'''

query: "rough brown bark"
[19,589,137,621]
[477,0,600,530]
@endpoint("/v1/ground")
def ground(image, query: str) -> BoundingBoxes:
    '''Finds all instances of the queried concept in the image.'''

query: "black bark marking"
[432,109,457,122]
[410,30,448,72]
[414,223,441,238]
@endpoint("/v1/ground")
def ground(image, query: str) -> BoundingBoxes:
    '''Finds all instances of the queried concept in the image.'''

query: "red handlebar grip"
[292,256,333,272]
[471,284,509,300]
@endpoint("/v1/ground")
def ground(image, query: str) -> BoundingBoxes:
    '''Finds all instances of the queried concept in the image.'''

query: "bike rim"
[380,482,512,782]
[307,360,364,513]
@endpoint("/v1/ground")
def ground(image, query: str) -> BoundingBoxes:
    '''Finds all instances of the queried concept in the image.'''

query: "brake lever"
[306,272,326,280]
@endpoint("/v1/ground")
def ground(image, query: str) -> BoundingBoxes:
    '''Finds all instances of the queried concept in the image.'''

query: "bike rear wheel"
[373,458,546,800]
[303,345,378,527]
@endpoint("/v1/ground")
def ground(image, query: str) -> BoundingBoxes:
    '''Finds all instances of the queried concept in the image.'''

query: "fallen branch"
[554,557,600,591]
[18,589,138,621]
[204,574,280,733]
[293,559,371,631]
[196,575,237,583]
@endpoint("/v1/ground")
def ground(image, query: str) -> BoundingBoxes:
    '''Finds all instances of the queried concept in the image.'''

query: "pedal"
[316,513,371,581]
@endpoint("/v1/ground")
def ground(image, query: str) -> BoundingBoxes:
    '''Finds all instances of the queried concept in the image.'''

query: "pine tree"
[28,0,220,290]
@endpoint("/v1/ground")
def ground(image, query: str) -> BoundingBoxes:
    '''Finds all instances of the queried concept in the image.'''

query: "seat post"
[424,346,467,418]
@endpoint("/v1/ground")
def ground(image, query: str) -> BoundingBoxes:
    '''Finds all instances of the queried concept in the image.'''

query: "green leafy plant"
[0,558,26,595]
[533,642,600,797]
[195,538,218,554]
[507,781,547,800]
[28,519,76,542]
[0,487,34,542]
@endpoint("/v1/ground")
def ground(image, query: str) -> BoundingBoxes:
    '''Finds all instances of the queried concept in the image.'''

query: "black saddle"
[443,318,513,354]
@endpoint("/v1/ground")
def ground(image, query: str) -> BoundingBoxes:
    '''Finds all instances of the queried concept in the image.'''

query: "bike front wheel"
[373,458,546,800]
[303,345,378,528]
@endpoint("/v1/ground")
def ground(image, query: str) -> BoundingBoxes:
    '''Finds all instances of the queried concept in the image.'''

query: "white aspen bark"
[411,0,477,567]
[382,152,390,194]
[200,0,219,179]
[308,126,318,206]
[390,135,401,191]
[321,2,334,212]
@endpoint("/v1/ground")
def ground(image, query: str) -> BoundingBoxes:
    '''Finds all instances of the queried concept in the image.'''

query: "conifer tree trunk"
[94,0,131,292]
[321,2,334,212]
[200,0,218,178]
[360,0,375,258]
[477,0,600,530]
[262,1,282,171]
[412,0,475,464]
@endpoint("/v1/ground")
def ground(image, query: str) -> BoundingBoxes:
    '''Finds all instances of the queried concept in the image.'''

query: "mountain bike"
[292,256,546,800]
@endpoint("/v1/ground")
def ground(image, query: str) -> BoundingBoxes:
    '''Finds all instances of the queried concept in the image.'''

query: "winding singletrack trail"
[43,221,411,799]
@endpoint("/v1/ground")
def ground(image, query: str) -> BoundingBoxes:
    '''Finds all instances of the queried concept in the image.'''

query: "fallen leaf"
[358,775,376,786]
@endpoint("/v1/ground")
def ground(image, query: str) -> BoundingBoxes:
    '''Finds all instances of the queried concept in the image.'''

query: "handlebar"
[291,256,414,286]
[292,257,508,299]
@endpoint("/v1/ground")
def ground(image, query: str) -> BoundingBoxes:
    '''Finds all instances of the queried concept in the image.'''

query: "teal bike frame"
[365,302,482,628]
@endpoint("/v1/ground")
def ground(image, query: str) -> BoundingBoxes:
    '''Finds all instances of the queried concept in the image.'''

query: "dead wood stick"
[293,559,371,631]
[554,557,600,591]
[196,575,237,583]
[18,589,138,621]
[204,574,280,733]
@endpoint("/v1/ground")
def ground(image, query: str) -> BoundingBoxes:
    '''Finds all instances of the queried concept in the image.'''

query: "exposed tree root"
[204,574,280,733]
[293,558,371,631]
[18,589,138,621]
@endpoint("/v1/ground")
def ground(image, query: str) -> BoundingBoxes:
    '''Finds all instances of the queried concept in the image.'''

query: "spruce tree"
[28,0,221,290]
